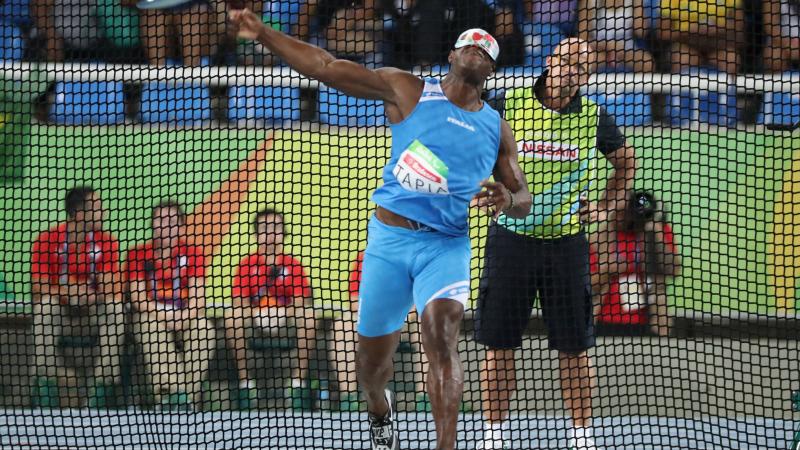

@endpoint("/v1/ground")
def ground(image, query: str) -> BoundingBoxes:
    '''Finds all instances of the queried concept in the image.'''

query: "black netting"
[1,0,799,449]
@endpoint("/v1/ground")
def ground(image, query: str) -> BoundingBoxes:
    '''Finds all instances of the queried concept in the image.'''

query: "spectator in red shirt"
[30,186,125,407]
[330,250,428,412]
[590,191,682,337]
[125,200,214,410]
[226,208,315,408]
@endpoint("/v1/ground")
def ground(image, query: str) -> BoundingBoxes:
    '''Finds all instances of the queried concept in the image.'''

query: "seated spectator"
[590,190,681,336]
[126,201,214,410]
[381,0,495,68]
[139,0,212,65]
[480,0,525,66]
[577,0,655,72]
[323,0,383,67]
[380,0,425,69]
[30,186,125,407]
[30,0,97,61]
[525,0,578,35]
[656,0,745,74]
[235,1,287,66]
[329,250,428,412]
[31,0,142,62]
[763,0,800,72]
[225,208,316,409]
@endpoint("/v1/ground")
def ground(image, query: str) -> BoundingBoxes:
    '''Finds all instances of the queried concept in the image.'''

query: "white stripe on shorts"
[425,280,470,307]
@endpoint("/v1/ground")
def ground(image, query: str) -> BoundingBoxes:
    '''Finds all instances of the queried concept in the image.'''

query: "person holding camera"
[590,190,682,337]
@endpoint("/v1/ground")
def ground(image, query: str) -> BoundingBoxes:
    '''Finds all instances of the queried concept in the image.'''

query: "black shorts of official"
[474,223,596,353]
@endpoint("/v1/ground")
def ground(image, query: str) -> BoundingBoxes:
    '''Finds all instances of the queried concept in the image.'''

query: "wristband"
[505,191,514,211]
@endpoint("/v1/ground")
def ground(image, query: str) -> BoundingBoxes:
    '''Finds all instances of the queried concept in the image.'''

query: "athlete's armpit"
[493,119,531,219]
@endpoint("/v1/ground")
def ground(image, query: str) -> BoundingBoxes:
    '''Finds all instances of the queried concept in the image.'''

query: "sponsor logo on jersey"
[447,116,476,132]
[393,139,450,195]
[517,140,580,161]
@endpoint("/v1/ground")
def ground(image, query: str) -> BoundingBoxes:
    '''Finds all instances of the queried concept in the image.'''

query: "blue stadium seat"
[228,85,301,122]
[0,21,24,60]
[760,92,800,127]
[522,22,565,71]
[0,0,30,27]
[426,64,449,77]
[666,67,738,128]
[318,86,385,127]
[501,66,537,78]
[49,81,126,125]
[265,0,300,33]
[758,72,800,127]
[140,83,211,125]
[587,92,652,127]
[642,0,660,28]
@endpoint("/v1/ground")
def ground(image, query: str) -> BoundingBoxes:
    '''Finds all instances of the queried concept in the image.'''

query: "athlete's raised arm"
[473,118,531,219]
[229,9,420,112]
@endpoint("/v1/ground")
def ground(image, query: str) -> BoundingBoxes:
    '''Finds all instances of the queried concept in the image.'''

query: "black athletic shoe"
[368,389,399,450]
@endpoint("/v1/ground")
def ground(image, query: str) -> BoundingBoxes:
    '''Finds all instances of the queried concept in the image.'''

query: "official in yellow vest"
[473,38,638,450]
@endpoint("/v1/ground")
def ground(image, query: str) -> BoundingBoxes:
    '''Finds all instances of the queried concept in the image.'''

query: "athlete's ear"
[448,49,455,65]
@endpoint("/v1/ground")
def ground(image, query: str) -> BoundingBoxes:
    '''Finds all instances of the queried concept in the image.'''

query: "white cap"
[454,28,500,62]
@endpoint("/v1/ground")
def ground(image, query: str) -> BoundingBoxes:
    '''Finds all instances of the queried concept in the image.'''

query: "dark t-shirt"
[488,71,626,155]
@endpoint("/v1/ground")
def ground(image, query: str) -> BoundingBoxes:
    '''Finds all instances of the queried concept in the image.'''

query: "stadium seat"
[0,21,24,61]
[0,0,31,28]
[758,73,800,127]
[666,67,738,128]
[227,85,301,123]
[140,83,212,125]
[587,92,652,127]
[264,0,300,34]
[49,81,126,125]
[522,22,565,71]
[318,85,385,127]
[426,64,449,77]
[642,0,660,28]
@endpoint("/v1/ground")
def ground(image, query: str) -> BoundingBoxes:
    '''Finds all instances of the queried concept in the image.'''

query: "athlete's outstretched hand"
[229,8,264,41]
[472,180,512,220]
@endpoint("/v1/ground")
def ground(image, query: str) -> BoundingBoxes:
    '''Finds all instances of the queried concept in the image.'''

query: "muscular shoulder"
[375,67,424,99]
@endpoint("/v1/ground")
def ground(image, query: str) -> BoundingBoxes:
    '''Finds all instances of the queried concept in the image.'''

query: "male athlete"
[230,10,532,450]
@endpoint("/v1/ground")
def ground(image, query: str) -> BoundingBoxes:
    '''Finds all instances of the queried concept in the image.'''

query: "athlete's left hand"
[472,180,512,220]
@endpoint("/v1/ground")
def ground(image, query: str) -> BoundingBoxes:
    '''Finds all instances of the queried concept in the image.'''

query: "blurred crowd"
[0,0,796,74]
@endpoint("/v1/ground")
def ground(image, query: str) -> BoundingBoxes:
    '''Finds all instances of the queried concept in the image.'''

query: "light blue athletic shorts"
[357,215,472,337]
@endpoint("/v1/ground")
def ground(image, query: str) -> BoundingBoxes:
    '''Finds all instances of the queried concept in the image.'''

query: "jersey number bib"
[393,139,450,195]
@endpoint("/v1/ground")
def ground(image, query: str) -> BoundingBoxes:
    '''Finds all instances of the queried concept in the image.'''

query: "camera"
[630,190,657,221]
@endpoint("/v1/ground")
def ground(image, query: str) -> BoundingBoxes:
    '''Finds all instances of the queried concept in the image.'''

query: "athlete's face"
[255,214,284,254]
[152,206,185,248]
[449,45,495,81]
[75,192,105,232]
[546,39,597,98]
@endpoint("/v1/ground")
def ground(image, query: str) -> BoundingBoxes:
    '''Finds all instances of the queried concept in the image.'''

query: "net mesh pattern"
[0,0,799,448]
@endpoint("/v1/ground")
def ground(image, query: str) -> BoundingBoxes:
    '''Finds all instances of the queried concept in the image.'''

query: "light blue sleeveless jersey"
[371,78,501,236]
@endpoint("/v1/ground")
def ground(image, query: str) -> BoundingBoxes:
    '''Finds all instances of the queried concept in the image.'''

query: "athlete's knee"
[422,299,463,335]
[356,353,393,387]
[422,332,461,373]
